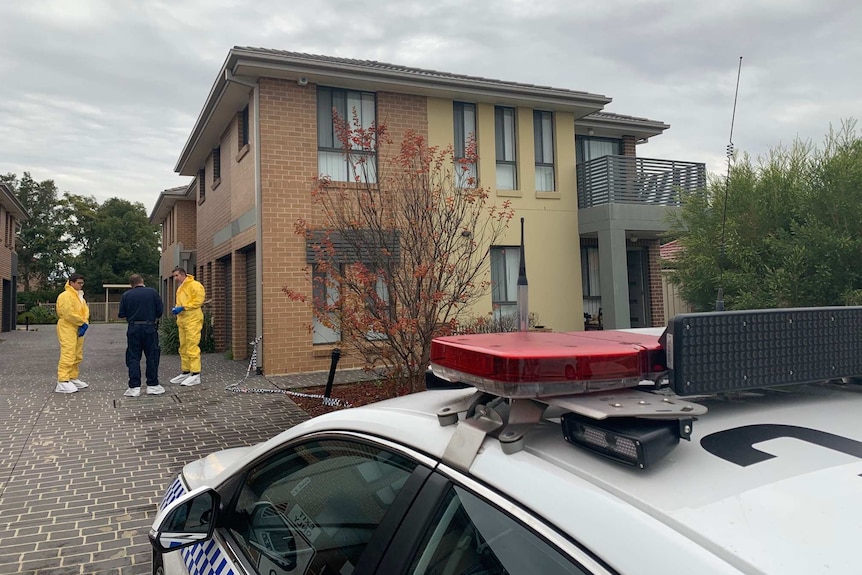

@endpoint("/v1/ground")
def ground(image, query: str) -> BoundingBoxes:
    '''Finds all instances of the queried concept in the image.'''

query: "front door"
[626,248,649,328]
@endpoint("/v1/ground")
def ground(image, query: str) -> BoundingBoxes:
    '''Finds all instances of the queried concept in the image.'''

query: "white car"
[150,308,862,574]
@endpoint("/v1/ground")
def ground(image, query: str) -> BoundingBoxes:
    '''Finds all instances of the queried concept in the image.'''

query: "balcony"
[577,156,706,209]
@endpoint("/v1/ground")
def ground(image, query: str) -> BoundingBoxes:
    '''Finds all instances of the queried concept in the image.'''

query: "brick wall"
[0,205,13,282]
[175,201,197,249]
[622,135,637,157]
[646,239,665,327]
[257,79,429,375]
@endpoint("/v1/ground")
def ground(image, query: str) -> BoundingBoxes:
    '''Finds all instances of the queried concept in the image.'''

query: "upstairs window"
[576,136,622,164]
[213,147,221,182]
[453,102,477,187]
[239,105,249,148]
[197,169,205,204]
[495,107,517,190]
[534,111,555,191]
[317,87,376,183]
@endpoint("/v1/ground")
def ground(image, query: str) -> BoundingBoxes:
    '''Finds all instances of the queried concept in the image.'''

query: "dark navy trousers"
[126,323,161,387]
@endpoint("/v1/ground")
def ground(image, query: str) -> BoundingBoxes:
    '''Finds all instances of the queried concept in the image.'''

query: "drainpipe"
[225,70,264,372]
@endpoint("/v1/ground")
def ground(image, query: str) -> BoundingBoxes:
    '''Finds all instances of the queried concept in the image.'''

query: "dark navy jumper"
[118,286,164,388]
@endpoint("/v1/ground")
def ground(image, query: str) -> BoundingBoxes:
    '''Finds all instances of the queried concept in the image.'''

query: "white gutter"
[224,70,264,371]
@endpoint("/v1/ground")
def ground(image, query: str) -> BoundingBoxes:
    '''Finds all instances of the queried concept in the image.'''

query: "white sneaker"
[124,387,141,397]
[170,372,191,384]
[55,381,78,394]
[70,379,89,388]
[180,373,201,386]
[147,385,166,395]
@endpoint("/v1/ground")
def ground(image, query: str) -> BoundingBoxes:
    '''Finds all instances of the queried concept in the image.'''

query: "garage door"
[245,246,257,351]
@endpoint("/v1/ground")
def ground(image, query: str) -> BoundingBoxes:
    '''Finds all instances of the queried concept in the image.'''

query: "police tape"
[224,337,353,408]
[224,382,352,408]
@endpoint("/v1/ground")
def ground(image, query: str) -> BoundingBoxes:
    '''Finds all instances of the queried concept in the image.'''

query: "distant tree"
[285,119,514,389]
[0,172,70,290]
[69,197,160,290]
[667,120,862,310]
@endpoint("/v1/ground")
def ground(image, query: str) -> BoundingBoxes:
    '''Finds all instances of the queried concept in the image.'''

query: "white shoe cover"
[55,381,78,393]
[180,374,201,386]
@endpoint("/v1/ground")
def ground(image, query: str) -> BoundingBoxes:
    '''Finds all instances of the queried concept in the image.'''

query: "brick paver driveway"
[0,323,310,574]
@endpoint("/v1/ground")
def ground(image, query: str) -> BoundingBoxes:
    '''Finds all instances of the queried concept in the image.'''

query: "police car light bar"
[430,331,663,398]
[666,306,862,395]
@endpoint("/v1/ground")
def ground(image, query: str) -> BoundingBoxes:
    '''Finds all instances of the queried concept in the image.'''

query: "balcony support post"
[597,227,630,329]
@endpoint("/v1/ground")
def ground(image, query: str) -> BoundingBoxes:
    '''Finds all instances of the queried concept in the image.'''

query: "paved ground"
[0,323,357,575]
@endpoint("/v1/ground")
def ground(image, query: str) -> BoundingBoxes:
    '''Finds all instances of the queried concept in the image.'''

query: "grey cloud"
[1,0,860,210]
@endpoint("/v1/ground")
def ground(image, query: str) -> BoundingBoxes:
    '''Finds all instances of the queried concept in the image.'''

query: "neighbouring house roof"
[149,182,194,224]
[577,111,670,141]
[176,47,615,175]
[0,182,28,221]
[659,239,684,263]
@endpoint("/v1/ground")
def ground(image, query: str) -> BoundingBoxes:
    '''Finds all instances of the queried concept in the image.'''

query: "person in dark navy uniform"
[118,274,164,397]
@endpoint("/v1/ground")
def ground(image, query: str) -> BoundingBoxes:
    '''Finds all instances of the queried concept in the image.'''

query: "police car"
[150,308,862,574]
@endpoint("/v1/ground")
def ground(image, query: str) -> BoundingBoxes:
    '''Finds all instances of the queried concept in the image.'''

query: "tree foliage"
[3,172,160,298]
[667,120,862,310]
[68,197,160,290]
[285,118,514,389]
[1,172,70,290]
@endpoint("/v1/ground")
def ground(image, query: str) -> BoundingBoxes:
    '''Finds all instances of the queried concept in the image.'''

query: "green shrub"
[17,288,62,310]
[17,306,58,325]
[159,311,216,355]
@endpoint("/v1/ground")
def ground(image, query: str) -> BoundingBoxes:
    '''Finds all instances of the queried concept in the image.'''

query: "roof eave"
[149,183,195,224]
[0,183,28,221]
[176,48,613,175]
[577,115,671,140]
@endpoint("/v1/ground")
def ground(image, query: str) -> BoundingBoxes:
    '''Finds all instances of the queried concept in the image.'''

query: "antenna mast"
[716,56,743,312]
[517,217,529,332]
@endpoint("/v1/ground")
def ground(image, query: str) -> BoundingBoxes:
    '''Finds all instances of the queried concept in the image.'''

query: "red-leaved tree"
[285,114,514,390]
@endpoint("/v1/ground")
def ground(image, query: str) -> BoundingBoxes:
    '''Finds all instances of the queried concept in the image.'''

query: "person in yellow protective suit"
[55,273,91,393]
[169,267,206,386]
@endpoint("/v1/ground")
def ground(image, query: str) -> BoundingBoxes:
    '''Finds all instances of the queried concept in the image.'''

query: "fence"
[661,270,693,325]
[16,302,122,322]
[577,156,707,209]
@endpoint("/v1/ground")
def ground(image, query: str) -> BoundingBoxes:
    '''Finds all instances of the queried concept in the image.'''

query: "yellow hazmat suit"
[56,281,90,381]
[175,274,206,373]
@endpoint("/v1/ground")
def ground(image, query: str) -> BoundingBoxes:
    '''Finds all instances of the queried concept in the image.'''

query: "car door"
[375,470,612,575]
[215,433,437,575]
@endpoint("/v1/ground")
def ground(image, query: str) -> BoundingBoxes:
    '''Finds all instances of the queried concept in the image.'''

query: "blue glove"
[77,323,89,337]
[171,306,185,315]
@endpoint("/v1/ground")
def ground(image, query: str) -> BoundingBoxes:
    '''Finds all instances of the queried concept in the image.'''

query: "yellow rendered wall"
[426,101,583,332]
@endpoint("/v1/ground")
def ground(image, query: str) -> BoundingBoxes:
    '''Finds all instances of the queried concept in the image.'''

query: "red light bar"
[430,331,664,398]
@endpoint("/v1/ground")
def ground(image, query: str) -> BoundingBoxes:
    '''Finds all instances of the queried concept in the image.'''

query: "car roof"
[303,383,862,574]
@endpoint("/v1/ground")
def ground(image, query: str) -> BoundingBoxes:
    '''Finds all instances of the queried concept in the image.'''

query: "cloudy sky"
[1,0,860,213]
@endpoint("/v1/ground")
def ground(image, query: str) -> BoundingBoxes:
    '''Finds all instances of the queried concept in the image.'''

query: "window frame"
[212,146,221,188]
[534,110,556,192]
[378,464,610,575]
[240,105,250,148]
[217,432,438,575]
[575,135,623,165]
[453,101,478,187]
[312,264,341,344]
[317,86,377,183]
[197,169,205,204]
[490,245,521,321]
[495,106,518,190]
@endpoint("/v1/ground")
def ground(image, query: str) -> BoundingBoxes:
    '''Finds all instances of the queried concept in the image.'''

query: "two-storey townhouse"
[150,183,198,305]
[153,47,705,376]
[0,182,28,332]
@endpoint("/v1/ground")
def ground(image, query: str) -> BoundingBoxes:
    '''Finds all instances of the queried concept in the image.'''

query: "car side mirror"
[149,487,220,553]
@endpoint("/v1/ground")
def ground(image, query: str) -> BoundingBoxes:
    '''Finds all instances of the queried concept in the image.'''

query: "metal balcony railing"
[577,156,706,209]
